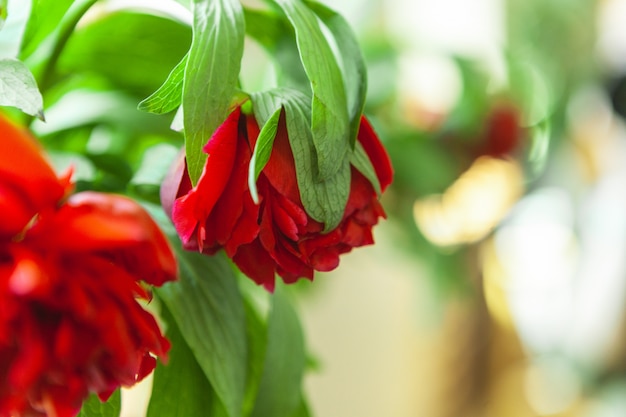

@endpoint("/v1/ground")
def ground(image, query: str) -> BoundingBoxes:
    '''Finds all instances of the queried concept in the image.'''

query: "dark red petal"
[223,193,260,257]
[308,246,340,272]
[255,114,302,204]
[233,240,276,291]
[356,117,393,191]
[210,128,257,252]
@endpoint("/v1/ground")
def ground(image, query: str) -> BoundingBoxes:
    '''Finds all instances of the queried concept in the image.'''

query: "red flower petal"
[0,116,68,237]
[27,192,177,287]
[172,108,242,247]
[233,240,277,291]
[356,117,393,191]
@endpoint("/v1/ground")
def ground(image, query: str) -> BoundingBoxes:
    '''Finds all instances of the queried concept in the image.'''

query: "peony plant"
[0,0,392,416]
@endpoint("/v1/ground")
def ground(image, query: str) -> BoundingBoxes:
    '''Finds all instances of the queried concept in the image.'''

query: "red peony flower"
[162,107,392,291]
[0,115,177,417]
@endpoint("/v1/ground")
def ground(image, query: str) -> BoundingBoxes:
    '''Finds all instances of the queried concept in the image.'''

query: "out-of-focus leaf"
[76,390,121,417]
[250,289,306,417]
[20,0,73,58]
[0,58,43,118]
[129,143,180,203]
[157,245,247,417]
[0,0,7,31]
[241,298,268,417]
[183,0,244,184]
[58,12,191,96]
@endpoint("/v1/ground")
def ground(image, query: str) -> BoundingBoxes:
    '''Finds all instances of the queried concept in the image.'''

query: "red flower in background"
[0,116,177,417]
[162,107,393,291]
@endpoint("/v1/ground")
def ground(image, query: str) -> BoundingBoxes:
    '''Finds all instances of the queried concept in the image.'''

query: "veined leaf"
[306,1,367,148]
[251,88,350,231]
[156,245,247,417]
[0,58,43,118]
[183,0,245,185]
[138,54,187,114]
[272,0,350,181]
[76,390,121,417]
[147,307,225,417]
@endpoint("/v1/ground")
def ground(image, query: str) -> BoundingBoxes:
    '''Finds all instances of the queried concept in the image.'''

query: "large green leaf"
[77,390,121,417]
[251,88,350,231]
[305,1,366,148]
[147,307,223,417]
[183,0,244,184]
[0,58,43,118]
[156,246,247,417]
[272,0,349,181]
[19,0,74,58]
[250,289,306,417]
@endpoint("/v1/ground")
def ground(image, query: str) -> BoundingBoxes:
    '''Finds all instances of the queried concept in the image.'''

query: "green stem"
[27,0,99,125]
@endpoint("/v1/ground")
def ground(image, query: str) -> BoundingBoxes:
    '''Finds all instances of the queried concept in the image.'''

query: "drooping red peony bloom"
[162,107,393,291]
[0,115,177,417]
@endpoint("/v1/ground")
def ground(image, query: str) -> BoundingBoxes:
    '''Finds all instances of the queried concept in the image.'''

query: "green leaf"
[183,0,244,184]
[248,106,281,203]
[157,247,247,417]
[305,1,366,148]
[20,0,74,58]
[350,141,381,195]
[77,390,121,417]
[0,58,43,118]
[289,397,312,417]
[138,54,187,114]
[272,0,350,181]
[59,12,191,96]
[147,307,221,417]
[251,88,350,231]
[250,289,306,417]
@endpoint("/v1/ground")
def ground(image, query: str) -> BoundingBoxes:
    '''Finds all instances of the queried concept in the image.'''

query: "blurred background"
[299,0,626,416]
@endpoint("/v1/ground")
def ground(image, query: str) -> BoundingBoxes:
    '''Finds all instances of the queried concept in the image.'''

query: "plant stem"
[28,0,99,125]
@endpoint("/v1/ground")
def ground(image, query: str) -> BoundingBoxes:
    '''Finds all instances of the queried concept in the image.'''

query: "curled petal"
[27,192,177,286]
